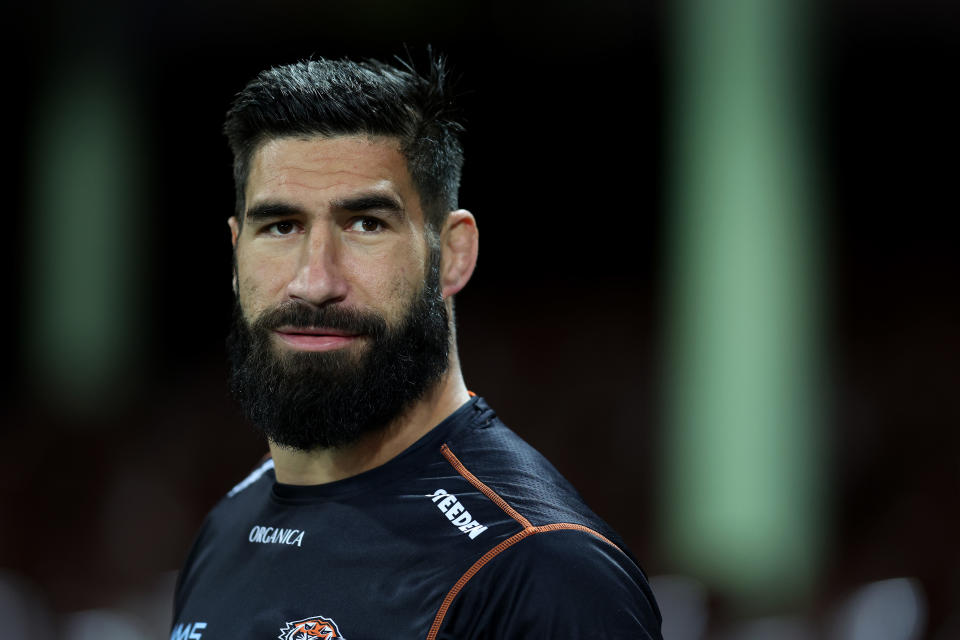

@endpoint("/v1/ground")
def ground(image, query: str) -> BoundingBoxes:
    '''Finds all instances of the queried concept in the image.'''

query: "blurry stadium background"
[1,0,957,638]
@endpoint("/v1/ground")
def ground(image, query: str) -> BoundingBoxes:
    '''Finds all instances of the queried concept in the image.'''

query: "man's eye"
[267,221,297,235]
[349,217,384,233]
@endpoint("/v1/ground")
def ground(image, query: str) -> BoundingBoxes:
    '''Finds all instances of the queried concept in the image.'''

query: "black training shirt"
[171,397,662,639]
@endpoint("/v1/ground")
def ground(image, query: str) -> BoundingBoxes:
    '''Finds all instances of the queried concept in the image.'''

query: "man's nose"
[285,227,349,306]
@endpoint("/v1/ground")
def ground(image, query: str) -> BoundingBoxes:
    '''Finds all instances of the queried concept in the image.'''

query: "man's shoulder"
[443,409,613,534]
[477,525,657,608]
[199,456,276,530]
[430,403,662,638]
[436,511,663,638]
[225,457,276,499]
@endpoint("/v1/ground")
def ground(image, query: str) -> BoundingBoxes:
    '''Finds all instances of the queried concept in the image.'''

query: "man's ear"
[228,216,240,248]
[228,216,240,293]
[439,210,478,299]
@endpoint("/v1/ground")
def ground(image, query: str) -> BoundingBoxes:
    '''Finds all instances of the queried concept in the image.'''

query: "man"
[172,55,662,639]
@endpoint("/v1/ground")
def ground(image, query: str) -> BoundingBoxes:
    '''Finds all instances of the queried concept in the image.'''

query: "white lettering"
[426,489,487,540]
[451,511,474,527]
[468,525,488,540]
[248,524,305,548]
[171,622,207,640]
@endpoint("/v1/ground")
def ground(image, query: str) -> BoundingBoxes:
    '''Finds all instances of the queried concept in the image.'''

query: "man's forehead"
[243,134,429,228]
[246,134,414,202]
[251,134,405,174]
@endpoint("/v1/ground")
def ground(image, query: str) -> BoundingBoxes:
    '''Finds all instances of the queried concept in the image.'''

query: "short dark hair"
[224,55,464,231]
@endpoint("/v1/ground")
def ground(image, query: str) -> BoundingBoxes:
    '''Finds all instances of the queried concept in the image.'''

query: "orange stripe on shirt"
[428,444,627,639]
[440,444,532,528]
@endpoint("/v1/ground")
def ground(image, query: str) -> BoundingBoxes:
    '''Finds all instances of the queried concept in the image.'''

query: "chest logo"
[279,615,345,640]
[249,525,305,547]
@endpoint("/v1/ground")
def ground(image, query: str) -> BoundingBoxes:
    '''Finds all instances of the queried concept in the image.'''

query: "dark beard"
[226,257,450,451]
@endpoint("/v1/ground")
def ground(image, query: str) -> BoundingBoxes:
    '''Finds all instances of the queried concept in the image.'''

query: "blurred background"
[1,0,957,638]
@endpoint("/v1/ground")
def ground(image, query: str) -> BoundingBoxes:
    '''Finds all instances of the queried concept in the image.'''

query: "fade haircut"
[224,55,464,232]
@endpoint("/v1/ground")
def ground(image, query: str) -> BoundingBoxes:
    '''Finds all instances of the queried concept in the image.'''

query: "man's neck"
[268,366,471,485]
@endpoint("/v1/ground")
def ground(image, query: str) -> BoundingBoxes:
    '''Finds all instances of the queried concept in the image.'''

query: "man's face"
[226,135,450,451]
[233,134,434,348]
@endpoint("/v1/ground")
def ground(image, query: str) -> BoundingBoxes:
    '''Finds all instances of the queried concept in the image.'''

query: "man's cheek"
[379,265,421,321]
[239,263,288,306]
[237,279,269,323]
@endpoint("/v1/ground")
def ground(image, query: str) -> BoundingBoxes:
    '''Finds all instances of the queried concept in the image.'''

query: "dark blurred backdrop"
[1,1,957,638]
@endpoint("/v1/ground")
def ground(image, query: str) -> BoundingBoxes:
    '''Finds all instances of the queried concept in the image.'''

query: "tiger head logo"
[278,615,345,640]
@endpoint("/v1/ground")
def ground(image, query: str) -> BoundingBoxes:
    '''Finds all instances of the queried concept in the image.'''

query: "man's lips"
[272,326,362,352]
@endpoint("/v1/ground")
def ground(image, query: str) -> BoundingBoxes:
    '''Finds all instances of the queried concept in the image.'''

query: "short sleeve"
[435,528,662,639]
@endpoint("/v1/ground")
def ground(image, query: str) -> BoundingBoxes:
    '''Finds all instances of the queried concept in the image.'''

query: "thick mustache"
[253,302,387,336]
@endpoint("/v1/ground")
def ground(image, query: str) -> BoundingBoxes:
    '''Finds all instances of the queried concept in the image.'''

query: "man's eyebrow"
[245,202,307,221]
[331,193,406,219]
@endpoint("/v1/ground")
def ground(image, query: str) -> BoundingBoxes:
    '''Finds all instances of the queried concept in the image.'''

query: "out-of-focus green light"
[662,0,824,610]
[27,60,145,411]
